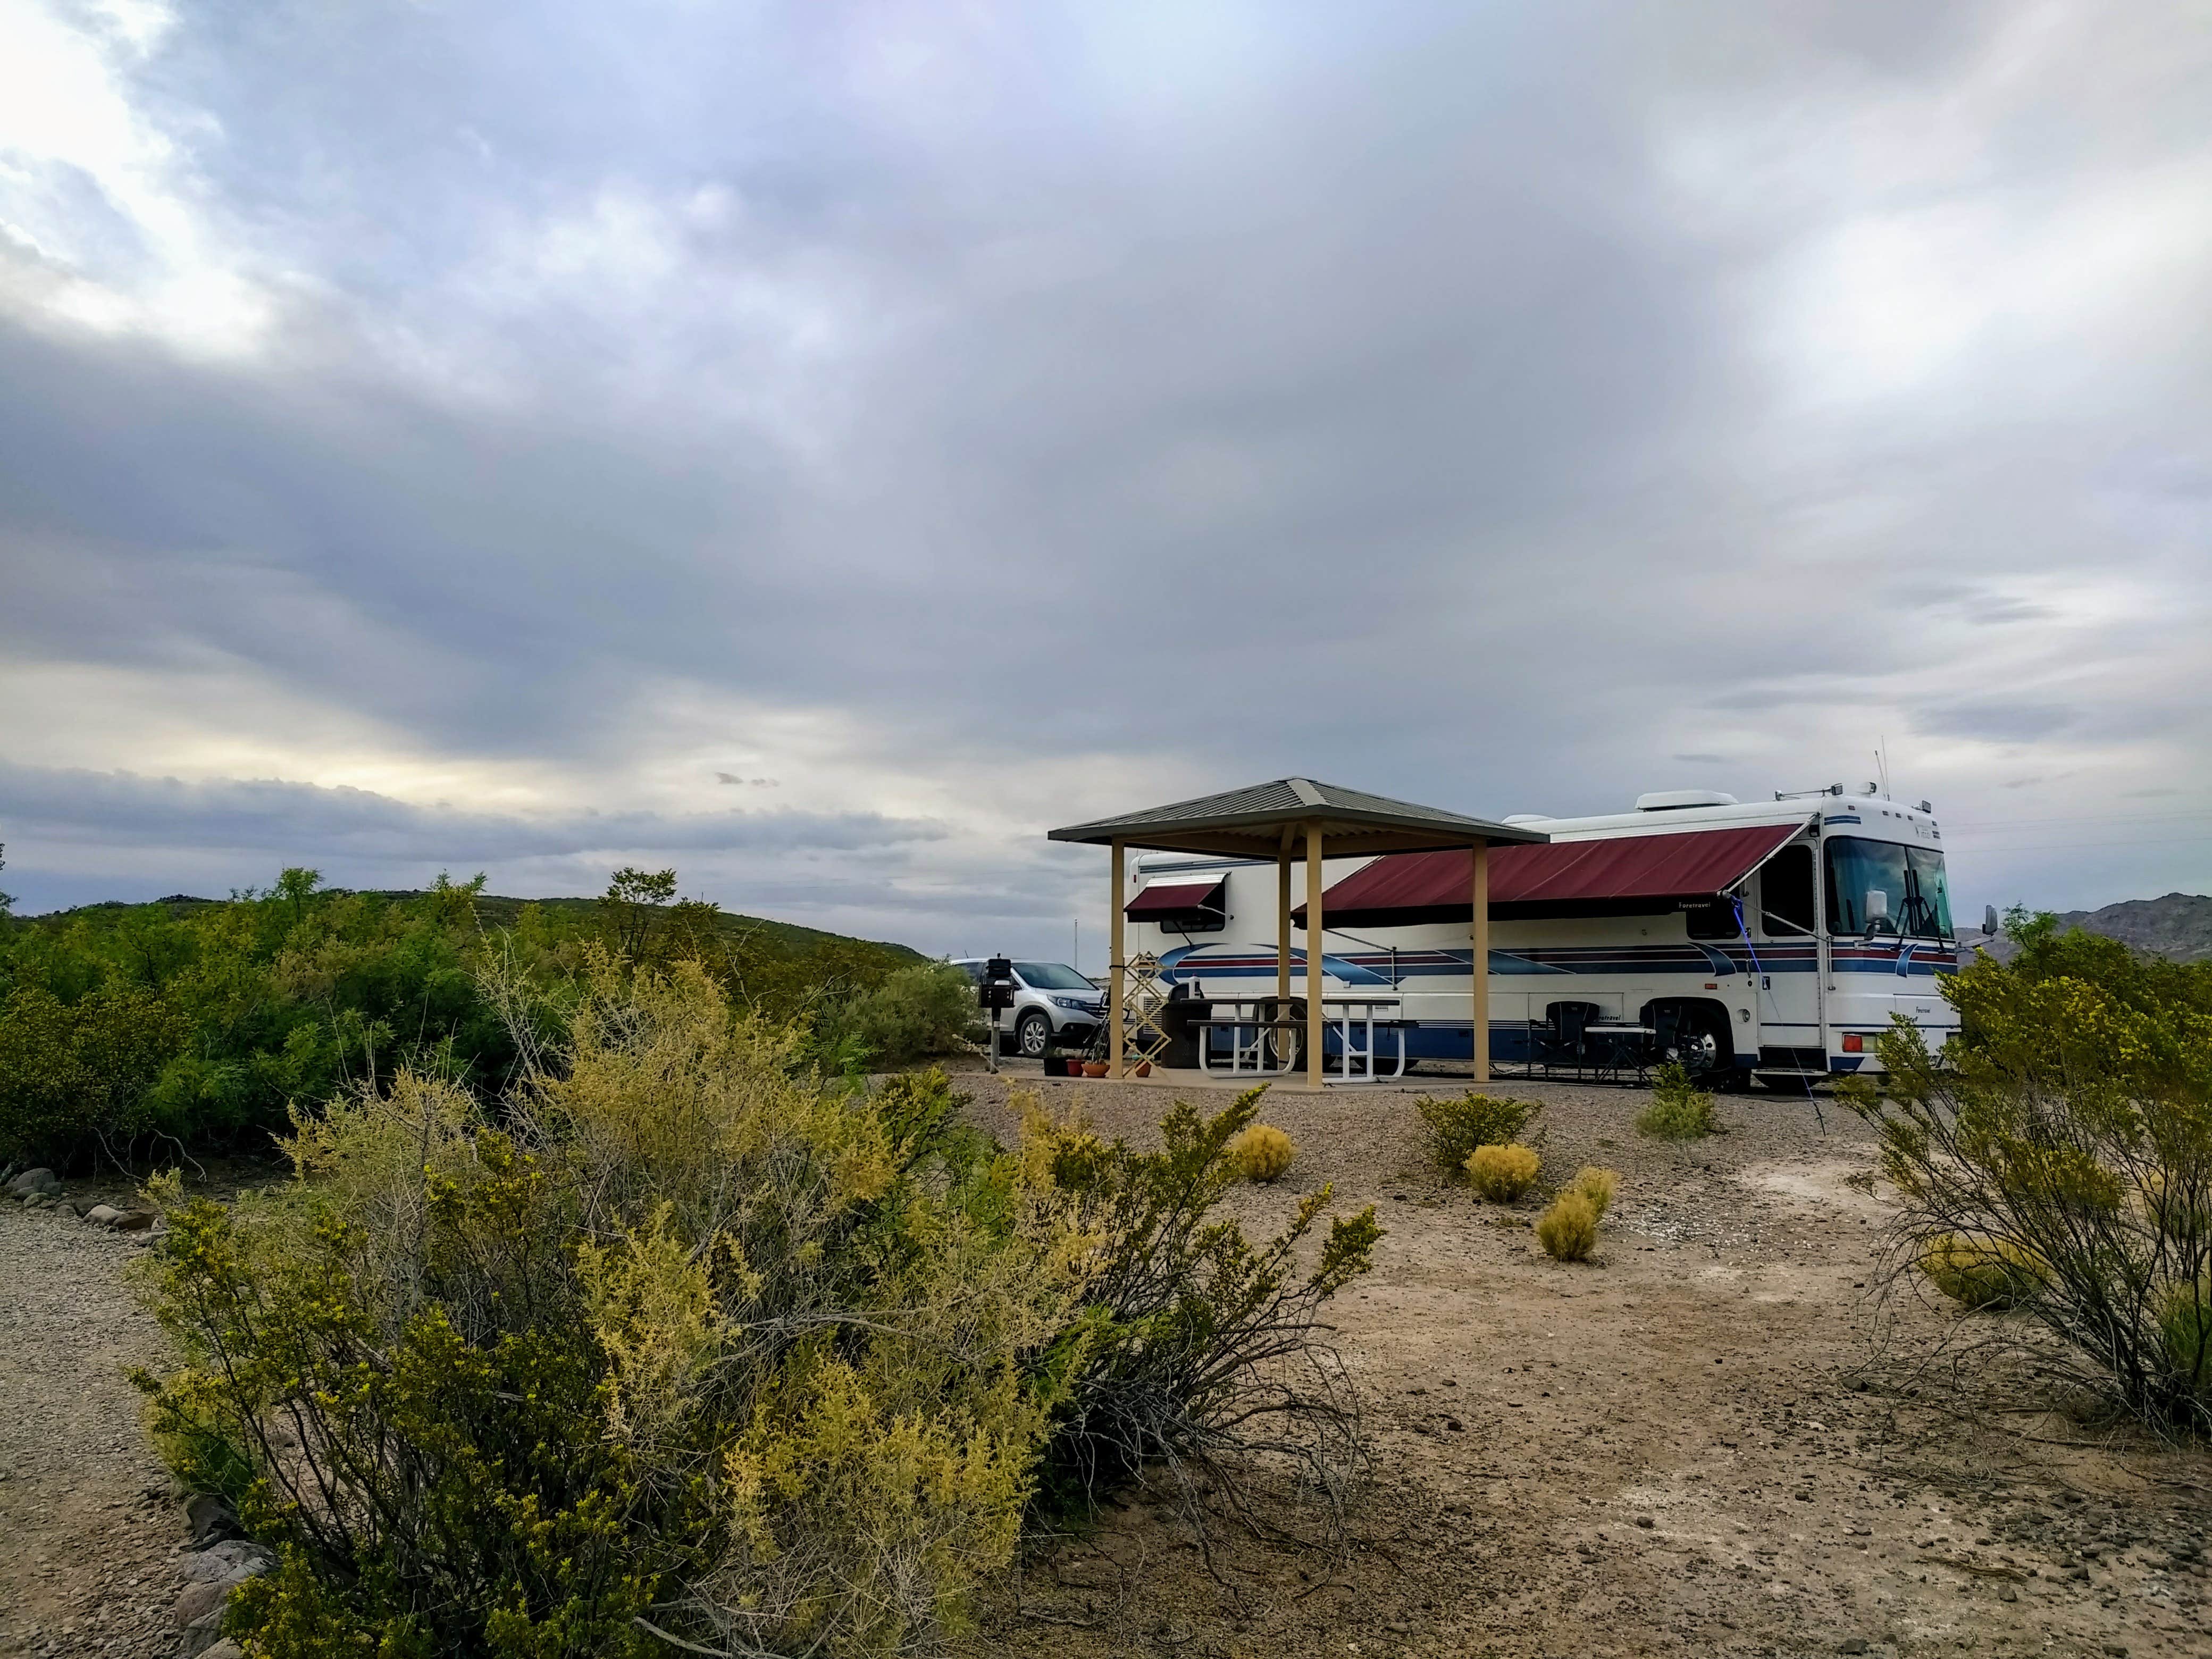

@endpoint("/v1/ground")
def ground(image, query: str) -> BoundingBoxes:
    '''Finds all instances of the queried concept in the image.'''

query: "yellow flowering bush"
[1534,1192,1599,1262]
[1854,913,2212,1430]
[1228,1121,1298,1183]
[137,959,1078,1658]
[1464,1143,1540,1201]
[134,963,1384,1657]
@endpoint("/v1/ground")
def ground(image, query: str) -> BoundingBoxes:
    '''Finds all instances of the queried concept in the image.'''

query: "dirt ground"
[1,1182,192,1658]
[949,1062,2212,1659]
[3,1074,2206,1659]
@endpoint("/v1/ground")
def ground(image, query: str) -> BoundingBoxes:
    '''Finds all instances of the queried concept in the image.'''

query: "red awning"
[1295,820,1809,926]
[1126,878,1227,918]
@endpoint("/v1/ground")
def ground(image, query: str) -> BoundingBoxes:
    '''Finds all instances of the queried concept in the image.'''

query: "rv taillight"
[1841,1033,1864,1053]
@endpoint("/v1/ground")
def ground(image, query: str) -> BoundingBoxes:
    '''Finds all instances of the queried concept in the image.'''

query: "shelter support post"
[1276,842,1291,1003]
[1471,840,1490,1084]
[1109,839,1125,1079]
[1306,819,1325,1092]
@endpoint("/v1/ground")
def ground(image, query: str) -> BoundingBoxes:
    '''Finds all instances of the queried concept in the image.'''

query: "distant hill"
[22,890,926,963]
[1966,892,2212,965]
[396,892,926,961]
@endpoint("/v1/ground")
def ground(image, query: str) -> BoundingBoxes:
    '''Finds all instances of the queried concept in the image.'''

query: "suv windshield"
[1823,837,1953,939]
[1014,962,1093,992]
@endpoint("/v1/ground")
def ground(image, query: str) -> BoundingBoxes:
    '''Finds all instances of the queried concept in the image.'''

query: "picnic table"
[1193,996,1412,1083]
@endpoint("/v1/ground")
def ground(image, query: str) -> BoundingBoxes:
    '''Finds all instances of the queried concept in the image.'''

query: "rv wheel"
[1655,1004,1733,1083]
[1016,1010,1052,1060]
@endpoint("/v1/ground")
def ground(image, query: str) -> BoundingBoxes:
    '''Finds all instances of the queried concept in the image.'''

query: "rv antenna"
[1876,739,1890,800]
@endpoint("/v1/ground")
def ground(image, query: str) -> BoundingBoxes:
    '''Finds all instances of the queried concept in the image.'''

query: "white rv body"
[1120,790,1962,1080]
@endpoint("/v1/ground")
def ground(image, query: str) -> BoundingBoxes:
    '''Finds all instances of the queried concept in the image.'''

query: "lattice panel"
[1121,951,1172,1069]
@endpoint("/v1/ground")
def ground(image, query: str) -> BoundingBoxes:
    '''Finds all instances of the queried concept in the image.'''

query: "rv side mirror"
[1864,890,1888,921]
[1983,904,1999,937]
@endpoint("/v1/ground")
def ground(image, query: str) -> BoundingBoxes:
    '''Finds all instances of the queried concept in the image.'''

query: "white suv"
[951,959,1104,1060]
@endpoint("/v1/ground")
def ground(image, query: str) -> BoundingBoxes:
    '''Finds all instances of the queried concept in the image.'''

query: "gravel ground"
[3,1071,2206,1659]
[0,1195,187,1659]
[947,1061,2212,1659]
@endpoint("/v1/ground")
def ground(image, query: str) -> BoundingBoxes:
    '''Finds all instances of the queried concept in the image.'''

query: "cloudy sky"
[2,0,2207,960]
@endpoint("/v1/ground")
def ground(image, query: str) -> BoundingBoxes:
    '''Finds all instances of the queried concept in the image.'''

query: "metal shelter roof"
[1048,777,1550,859]
[1294,818,1811,927]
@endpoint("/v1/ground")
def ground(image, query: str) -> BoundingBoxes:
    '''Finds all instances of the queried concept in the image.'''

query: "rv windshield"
[1823,837,1953,939]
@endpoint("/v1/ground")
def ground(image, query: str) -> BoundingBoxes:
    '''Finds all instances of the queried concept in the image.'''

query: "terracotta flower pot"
[1133,1061,1152,1078]
[1082,1061,1110,1078]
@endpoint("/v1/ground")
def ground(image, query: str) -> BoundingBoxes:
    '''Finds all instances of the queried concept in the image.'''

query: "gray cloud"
[3,1,2209,949]
[1913,702,2079,744]
[0,763,942,863]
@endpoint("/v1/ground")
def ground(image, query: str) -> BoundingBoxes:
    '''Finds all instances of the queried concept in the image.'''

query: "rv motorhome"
[1120,787,1962,1086]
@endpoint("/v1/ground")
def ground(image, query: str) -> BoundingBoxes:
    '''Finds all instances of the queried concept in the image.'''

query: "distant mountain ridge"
[28,890,926,963]
[1967,892,2212,965]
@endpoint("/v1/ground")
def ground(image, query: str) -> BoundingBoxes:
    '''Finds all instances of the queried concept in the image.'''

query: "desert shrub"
[0,865,929,1166]
[136,958,1078,1658]
[2161,1281,2212,1379]
[1464,1143,1540,1201]
[1534,1192,1598,1262]
[1918,1233,2046,1311]
[1415,1091,1541,1177]
[1572,1165,1620,1221]
[1853,934,2212,1432]
[1636,1062,1720,1141]
[0,983,185,1166]
[1021,1084,1381,1529]
[1229,1122,1297,1183]
[819,959,982,1067]
[135,965,1384,1656]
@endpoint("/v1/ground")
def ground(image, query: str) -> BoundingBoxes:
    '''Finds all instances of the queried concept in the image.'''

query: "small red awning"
[1126,878,1227,918]
[1295,820,1808,926]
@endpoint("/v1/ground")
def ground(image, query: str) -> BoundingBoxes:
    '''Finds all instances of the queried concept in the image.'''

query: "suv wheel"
[1017,1010,1052,1060]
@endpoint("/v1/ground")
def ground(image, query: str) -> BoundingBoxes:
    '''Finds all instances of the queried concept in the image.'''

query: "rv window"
[1759,847,1817,937]
[1147,908,1225,935]
[1685,900,1740,940]
[1824,837,1953,939]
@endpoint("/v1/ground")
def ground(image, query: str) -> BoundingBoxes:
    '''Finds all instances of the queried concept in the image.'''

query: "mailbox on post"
[978,956,1017,1073]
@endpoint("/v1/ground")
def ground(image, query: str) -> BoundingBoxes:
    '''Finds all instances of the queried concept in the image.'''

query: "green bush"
[1636,1062,1720,1141]
[134,967,1382,1656]
[137,959,1070,1658]
[0,983,183,1166]
[0,865,931,1167]
[1415,1091,1541,1177]
[1019,1085,1380,1520]
[817,960,982,1067]
[1854,920,2212,1431]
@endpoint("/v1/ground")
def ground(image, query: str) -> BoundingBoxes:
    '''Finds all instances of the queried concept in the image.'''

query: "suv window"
[1011,962,1092,992]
